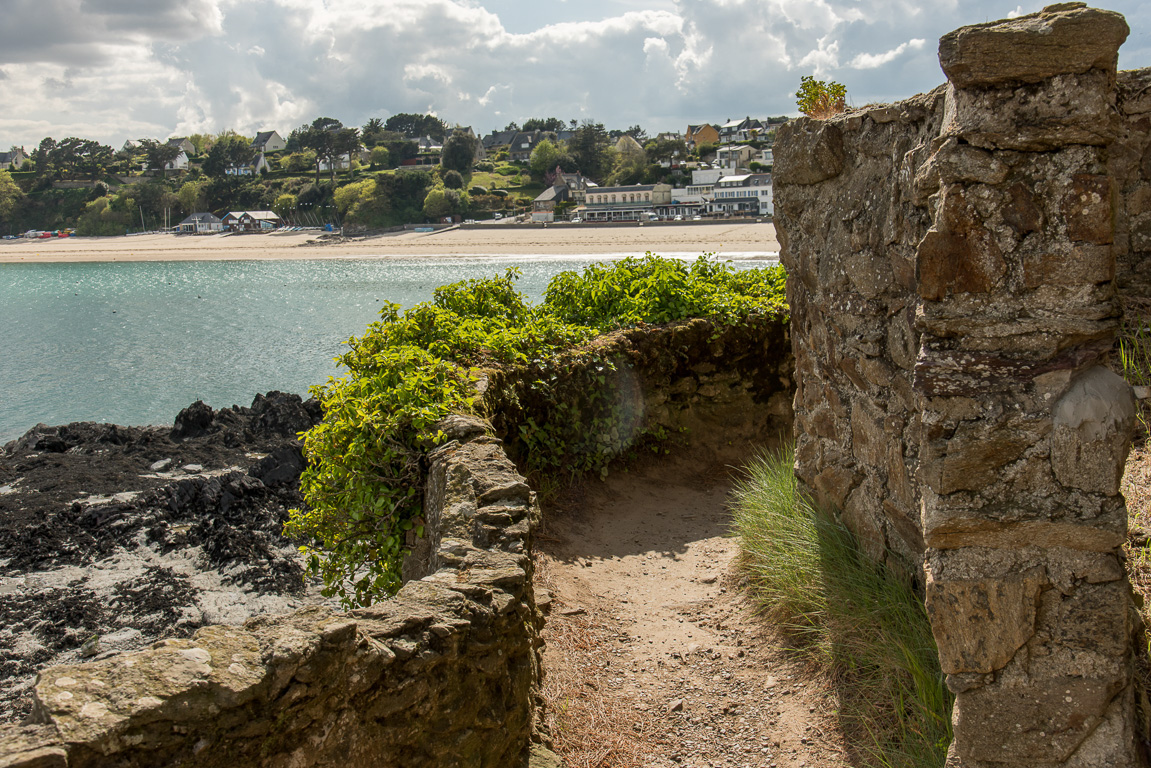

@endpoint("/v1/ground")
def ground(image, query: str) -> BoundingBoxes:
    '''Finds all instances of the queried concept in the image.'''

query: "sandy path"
[0,223,779,263]
[537,457,849,768]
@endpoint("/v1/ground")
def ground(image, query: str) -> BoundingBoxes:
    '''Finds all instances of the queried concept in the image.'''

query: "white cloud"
[0,0,1146,148]
[849,38,926,69]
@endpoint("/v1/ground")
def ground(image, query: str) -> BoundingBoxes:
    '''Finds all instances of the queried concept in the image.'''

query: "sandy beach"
[0,221,778,263]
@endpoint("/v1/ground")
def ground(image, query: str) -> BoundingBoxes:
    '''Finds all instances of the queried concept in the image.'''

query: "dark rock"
[251,444,307,487]
[171,401,215,439]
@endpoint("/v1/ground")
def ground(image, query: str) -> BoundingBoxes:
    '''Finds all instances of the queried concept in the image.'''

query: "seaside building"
[707,173,772,217]
[221,210,284,232]
[176,212,224,233]
[581,183,672,222]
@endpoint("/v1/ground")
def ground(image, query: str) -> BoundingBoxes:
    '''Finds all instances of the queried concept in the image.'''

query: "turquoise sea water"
[0,254,772,443]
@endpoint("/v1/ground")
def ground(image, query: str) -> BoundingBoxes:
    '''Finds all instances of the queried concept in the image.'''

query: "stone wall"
[0,316,793,768]
[1,419,546,768]
[776,4,1147,765]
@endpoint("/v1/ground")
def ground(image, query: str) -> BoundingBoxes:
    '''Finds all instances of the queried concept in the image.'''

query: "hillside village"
[0,114,785,237]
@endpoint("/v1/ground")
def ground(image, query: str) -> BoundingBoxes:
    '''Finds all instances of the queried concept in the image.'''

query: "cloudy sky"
[1,0,1148,150]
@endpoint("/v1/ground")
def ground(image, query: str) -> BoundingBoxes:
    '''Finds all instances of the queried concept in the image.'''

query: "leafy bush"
[442,169,464,189]
[469,185,489,195]
[496,165,519,176]
[289,256,787,607]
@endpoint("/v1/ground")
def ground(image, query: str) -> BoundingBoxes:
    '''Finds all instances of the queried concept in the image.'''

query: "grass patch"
[1119,299,1151,440]
[731,446,952,767]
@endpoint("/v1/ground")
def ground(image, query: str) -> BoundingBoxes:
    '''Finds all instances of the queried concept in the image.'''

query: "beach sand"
[0,221,779,263]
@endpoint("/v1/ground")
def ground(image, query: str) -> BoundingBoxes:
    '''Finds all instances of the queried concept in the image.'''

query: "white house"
[164,137,194,170]
[251,131,286,154]
[708,173,772,217]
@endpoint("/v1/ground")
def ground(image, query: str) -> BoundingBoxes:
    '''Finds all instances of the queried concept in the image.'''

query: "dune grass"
[731,447,952,768]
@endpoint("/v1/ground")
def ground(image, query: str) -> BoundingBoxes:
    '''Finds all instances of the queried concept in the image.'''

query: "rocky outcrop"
[0,392,326,724]
[1,417,549,768]
[776,4,1146,765]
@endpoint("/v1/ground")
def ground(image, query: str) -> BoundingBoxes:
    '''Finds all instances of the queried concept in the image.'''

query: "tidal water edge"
[0,255,770,442]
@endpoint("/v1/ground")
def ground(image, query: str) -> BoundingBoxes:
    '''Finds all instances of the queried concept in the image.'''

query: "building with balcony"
[708,173,772,217]
[581,183,672,222]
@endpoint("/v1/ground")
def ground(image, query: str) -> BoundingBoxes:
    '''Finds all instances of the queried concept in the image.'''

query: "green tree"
[423,187,468,219]
[361,117,386,148]
[522,117,567,133]
[76,195,132,236]
[284,150,317,173]
[568,121,612,182]
[0,169,23,225]
[273,193,298,220]
[370,145,391,169]
[624,124,648,142]
[139,139,182,177]
[440,129,478,175]
[529,139,563,176]
[442,169,464,190]
[384,113,448,141]
[203,133,256,177]
[796,75,847,118]
[176,178,209,214]
[645,136,687,164]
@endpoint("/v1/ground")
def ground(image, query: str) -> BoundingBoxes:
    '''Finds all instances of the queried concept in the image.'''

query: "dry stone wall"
[0,418,546,768]
[0,317,793,768]
[776,4,1147,766]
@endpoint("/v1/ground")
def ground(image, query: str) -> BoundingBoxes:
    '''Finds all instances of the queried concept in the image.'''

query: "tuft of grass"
[731,447,952,768]
[1118,304,1151,439]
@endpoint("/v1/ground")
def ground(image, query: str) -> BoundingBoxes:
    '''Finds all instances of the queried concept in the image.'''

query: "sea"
[0,253,777,443]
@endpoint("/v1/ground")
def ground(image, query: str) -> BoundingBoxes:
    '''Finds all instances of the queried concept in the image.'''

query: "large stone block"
[773,120,845,186]
[1063,173,1114,244]
[925,567,1044,675]
[917,184,1006,301]
[1050,365,1135,495]
[940,72,1120,151]
[920,417,1048,496]
[939,3,1128,89]
[1023,245,1114,290]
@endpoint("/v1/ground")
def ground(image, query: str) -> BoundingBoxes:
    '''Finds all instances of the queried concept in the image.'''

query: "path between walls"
[536,454,850,768]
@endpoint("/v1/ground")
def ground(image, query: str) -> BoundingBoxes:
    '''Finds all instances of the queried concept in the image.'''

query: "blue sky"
[0,0,1147,149]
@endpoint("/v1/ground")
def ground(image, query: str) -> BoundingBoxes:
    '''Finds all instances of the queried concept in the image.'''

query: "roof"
[590,184,657,194]
[534,186,561,203]
[179,212,222,224]
[252,131,280,146]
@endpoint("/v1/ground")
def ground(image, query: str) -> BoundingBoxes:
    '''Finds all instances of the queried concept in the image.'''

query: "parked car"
[674,215,683,221]
[570,217,581,224]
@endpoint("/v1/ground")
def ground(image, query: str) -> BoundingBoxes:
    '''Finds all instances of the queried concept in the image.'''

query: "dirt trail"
[537,456,850,768]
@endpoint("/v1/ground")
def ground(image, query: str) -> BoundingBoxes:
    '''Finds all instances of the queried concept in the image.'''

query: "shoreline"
[0,221,779,263]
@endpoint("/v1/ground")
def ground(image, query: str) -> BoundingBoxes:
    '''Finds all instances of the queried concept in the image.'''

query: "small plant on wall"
[796,75,848,119]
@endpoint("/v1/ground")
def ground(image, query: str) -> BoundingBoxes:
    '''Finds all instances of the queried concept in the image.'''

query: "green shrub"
[732,447,952,767]
[289,256,787,608]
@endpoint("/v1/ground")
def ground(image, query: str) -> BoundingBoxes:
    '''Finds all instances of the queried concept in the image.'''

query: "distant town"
[0,113,787,237]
